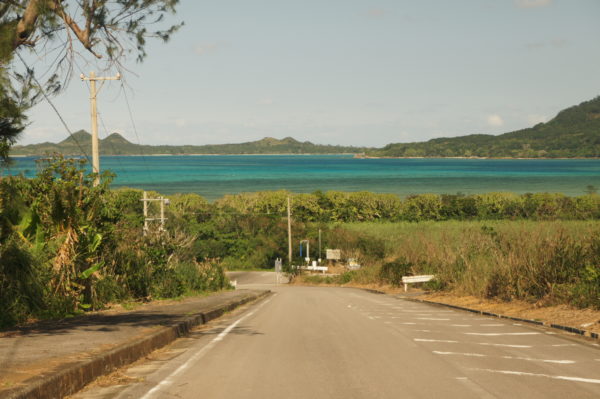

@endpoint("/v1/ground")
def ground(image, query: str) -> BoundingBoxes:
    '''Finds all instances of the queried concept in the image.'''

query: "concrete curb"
[2,290,270,399]
[402,296,599,341]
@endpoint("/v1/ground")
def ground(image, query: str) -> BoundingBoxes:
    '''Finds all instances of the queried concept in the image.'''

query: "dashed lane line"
[434,352,576,364]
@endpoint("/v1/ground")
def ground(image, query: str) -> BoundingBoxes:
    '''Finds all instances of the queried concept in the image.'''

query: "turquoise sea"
[4,155,600,201]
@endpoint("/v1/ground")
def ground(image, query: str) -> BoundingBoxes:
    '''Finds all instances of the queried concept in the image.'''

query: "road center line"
[141,294,275,399]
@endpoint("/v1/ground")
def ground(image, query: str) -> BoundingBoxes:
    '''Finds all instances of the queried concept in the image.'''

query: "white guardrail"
[299,265,328,273]
[401,275,435,292]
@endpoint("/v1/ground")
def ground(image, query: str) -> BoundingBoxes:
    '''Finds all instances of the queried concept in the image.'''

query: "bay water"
[4,155,599,201]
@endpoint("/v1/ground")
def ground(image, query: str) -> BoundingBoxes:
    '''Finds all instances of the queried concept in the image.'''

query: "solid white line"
[469,368,600,385]
[141,295,274,399]
[465,332,540,336]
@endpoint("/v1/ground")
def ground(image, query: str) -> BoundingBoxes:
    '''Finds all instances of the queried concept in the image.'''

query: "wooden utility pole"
[80,71,121,186]
[287,196,292,265]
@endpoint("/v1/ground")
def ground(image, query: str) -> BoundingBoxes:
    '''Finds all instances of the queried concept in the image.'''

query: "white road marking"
[414,339,458,343]
[400,322,417,325]
[417,317,450,321]
[415,329,432,332]
[433,351,486,357]
[140,294,275,399]
[451,324,471,327]
[465,332,540,336]
[552,344,577,347]
[501,356,575,364]
[469,368,600,385]
[478,343,532,349]
[480,324,505,327]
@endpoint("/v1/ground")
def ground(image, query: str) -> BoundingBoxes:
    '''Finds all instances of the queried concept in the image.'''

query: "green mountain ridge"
[11,132,366,156]
[366,96,600,158]
[10,96,600,158]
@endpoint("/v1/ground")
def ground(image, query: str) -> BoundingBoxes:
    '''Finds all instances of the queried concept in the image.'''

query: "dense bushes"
[212,190,600,223]
[0,157,229,328]
[339,221,600,309]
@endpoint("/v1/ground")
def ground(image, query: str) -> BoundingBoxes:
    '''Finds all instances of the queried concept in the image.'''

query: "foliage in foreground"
[0,157,227,328]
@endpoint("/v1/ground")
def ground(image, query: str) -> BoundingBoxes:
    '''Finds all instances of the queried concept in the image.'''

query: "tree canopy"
[0,0,181,163]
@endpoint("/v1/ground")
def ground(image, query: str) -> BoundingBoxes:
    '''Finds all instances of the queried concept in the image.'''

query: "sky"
[18,0,600,147]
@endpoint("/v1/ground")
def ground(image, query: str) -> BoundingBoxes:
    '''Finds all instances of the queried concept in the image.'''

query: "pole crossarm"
[80,73,122,81]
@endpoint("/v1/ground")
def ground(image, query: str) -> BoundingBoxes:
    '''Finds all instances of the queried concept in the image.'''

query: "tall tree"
[0,0,181,163]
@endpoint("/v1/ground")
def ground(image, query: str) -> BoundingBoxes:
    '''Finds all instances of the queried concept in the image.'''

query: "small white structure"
[401,275,435,292]
[326,249,341,260]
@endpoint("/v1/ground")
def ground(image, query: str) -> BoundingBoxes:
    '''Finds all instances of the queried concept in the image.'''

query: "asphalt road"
[75,272,600,398]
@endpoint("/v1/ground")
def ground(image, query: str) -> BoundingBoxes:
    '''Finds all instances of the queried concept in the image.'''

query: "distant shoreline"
[9,153,600,160]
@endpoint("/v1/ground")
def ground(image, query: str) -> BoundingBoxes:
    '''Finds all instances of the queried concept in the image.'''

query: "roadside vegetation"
[2,161,599,327]
[0,157,228,328]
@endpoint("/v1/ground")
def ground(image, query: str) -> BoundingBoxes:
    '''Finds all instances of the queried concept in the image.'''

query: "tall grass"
[336,221,600,308]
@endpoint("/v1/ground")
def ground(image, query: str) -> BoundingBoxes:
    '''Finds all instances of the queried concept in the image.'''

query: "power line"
[97,107,129,178]
[16,52,92,165]
[120,82,155,182]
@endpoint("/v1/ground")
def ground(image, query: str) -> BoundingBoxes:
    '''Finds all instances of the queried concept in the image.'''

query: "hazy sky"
[19,0,600,147]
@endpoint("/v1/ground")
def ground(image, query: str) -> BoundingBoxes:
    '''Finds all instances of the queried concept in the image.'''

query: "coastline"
[9,153,600,160]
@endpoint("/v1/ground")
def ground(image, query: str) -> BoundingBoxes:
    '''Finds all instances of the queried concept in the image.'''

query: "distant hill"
[11,133,368,156]
[365,96,600,158]
[11,96,600,158]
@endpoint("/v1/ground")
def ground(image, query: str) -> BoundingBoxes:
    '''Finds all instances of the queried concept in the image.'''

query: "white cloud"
[193,43,220,56]
[175,118,187,128]
[527,114,547,125]
[487,114,504,127]
[515,0,551,9]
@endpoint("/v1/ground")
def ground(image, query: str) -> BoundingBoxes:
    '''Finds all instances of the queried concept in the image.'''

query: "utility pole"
[287,196,292,265]
[80,71,121,186]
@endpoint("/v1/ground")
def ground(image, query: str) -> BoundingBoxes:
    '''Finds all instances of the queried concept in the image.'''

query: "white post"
[143,191,148,236]
[160,196,165,232]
